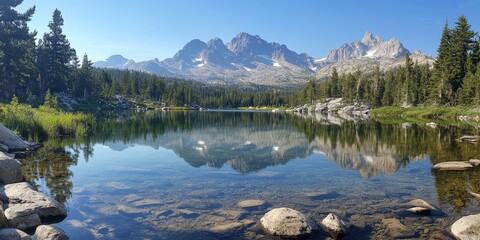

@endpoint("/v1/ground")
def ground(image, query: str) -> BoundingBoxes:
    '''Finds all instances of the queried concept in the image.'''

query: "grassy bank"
[0,103,94,140]
[369,106,480,119]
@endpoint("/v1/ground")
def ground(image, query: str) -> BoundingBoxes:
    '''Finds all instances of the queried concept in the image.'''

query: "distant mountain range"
[94,32,434,86]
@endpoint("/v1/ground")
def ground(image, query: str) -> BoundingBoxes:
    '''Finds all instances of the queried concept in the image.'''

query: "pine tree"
[329,67,340,97]
[432,21,452,105]
[449,15,475,103]
[41,9,74,93]
[79,54,93,98]
[0,0,36,99]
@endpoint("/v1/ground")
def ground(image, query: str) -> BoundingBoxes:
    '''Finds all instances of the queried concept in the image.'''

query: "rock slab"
[451,214,480,240]
[260,207,317,238]
[0,182,67,230]
[35,225,69,240]
[432,162,473,171]
[0,125,30,151]
[0,152,23,184]
[321,213,350,237]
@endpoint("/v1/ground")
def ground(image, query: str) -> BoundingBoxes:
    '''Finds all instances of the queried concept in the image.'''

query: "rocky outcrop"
[34,225,69,240]
[451,214,480,240]
[260,207,317,238]
[432,161,474,171]
[0,153,23,184]
[0,125,68,238]
[0,182,67,230]
[292,98,370,116]
[0,228,30,240]
[321,213,350,237]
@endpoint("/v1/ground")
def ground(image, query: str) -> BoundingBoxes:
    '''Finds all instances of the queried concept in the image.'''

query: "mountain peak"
[361,32,383,47]
[106,54,129,62]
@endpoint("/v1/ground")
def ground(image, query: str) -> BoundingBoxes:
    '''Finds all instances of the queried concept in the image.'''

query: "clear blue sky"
[18,0,480,62]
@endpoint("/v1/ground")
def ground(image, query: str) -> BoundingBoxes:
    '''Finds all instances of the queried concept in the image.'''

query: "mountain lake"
[22,110,480,239]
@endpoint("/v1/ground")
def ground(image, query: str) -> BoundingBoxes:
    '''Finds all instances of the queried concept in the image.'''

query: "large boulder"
[260,207,317,238]
[321,213,350,237]
[35,225,69,240]
[0,152,23,184]
[451,214,480,240]
[0,125,30,151]
[432,161,473,171]
[0,228,30,240]
[0,182,67,230]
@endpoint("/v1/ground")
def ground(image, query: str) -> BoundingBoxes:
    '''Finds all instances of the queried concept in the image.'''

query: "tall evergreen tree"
[0,0,36,99]
[432,21,453,105]
[449,15,475,103]
[79,54,93,98]
[329,67,340,97]
[40,9,74,93]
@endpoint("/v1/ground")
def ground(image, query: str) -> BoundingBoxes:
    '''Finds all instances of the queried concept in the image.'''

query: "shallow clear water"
[23,111,480,239]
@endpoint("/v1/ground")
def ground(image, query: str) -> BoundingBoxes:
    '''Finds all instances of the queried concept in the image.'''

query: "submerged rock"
[405,199,438,211]
[237,200,266,209]
[210,222,244,233]
[35,225,69,240]
[0,182,67,230]
[0,152,23,184]
[305,191,338,200]
[407,207,431,215]
[432,161,473,171]
[321,213,350,237]
[260,207,317,238]
[382,218,416,239]
[451,214,480,240]
[0,228,30,240]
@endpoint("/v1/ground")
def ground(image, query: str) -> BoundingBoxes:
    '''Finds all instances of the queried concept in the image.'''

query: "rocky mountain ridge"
[94,32,434,86]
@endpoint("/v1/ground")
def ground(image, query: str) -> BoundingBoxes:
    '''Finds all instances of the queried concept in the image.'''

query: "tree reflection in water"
[22,138,93,204]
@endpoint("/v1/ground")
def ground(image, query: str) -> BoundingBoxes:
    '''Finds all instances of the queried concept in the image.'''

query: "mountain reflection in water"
[23,110,480,214]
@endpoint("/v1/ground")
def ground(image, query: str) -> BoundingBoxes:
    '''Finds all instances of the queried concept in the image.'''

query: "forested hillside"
[298,16,480,107]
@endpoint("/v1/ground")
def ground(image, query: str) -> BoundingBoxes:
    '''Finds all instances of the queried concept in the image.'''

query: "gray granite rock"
[1,182,67,230]
[35,225,69,240]
[0,152,23,184]
[260,207,317,238]
[451,214,480,240]
[432,161,473,171]
[321,213,350,237]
